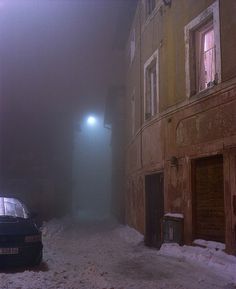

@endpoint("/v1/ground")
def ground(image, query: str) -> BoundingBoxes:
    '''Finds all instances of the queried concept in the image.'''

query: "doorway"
[145,173,164,248]
[192,155,225,242]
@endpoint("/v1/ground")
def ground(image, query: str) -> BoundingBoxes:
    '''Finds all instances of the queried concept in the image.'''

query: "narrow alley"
[0,0,236,287]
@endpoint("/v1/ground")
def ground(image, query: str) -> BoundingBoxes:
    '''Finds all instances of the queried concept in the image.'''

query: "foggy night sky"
[0,0,136,115]
[0,0,137,215]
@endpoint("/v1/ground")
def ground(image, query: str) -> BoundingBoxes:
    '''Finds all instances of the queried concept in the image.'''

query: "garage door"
[193,155,225,242]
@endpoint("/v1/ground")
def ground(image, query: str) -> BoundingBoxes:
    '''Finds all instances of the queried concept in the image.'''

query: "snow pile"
[159,243,236,282]
[164,213,184,219]
[193,239,226,250]
[42,216,69,238]
[114,225,143,245]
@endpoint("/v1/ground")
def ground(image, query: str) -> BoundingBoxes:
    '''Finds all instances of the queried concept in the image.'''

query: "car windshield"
[0,197,29,219]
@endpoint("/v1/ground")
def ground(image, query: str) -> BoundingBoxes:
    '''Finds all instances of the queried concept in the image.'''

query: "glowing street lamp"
[87,115,97,126]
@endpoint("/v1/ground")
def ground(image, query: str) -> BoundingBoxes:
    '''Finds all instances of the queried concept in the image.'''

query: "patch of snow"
[159,243,236,283]
[164,213,184,219]
[193,239,226,250]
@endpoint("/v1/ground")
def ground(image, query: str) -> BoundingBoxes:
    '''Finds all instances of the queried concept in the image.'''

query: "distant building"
[125,0,236,254]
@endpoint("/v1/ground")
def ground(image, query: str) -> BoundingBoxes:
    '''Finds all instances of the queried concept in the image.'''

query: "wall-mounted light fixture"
[163,0,172,7]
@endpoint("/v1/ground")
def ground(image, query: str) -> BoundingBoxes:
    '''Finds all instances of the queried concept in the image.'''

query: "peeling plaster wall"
[126,175,145,234]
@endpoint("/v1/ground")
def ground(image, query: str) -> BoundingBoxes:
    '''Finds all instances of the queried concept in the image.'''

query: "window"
[185,1,221,97]
[146,0,156,16]
[196,20,216,91]
[144,49,159,120]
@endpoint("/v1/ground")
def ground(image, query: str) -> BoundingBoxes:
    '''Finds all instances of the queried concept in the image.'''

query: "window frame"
[144,49,159,121]
[184,0,221,98]
[146,0,156,17]
[196,19,216,92]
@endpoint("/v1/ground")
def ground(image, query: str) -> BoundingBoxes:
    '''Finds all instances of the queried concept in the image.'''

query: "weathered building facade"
[125,0,236,253]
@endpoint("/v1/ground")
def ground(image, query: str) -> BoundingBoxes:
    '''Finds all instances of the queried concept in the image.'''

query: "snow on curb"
[193,239,226,250]
[114,225,236,284]
[159,243,236,282]
[115,224,236,278]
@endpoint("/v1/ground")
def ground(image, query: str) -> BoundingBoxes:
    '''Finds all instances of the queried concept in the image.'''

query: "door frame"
[191,154,225,242]
[144,171,164,248]
[223,148,236,254]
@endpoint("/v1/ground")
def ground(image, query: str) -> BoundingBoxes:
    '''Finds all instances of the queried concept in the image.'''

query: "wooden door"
[193,155,225,242]
[145,173,164,248]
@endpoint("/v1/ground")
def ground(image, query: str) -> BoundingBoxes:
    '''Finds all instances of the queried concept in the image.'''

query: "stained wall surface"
[125,0,236,253]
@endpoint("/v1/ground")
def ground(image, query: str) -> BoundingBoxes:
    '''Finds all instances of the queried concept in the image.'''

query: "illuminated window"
[185,1,221,97]
[196,21,216,91]
[144,49,159,120]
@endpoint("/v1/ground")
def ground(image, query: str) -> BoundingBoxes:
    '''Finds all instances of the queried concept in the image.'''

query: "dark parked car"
[0,196,43,267]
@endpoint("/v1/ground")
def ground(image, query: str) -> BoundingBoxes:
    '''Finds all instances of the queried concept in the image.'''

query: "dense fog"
[72,115,111,218]
[0,0,136,219]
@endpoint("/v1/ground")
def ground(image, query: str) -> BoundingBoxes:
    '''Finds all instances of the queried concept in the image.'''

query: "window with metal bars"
[184,1,221,97]
[195,20,216,92]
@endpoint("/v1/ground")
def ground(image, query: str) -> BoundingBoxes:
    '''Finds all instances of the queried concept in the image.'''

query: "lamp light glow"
[87,116,96,126]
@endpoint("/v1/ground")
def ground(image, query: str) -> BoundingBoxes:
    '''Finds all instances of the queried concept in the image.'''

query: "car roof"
[0,196,27,205]
[0,195,21,200]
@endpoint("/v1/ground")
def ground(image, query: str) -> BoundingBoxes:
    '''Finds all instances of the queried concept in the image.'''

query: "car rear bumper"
[0,243,43,267]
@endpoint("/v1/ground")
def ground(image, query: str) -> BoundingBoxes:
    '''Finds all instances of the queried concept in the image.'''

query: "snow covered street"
[0,216,236,289]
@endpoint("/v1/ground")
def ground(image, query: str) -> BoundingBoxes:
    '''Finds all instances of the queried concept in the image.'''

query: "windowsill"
[144,117,152,122]
[144,113,158,124]
[189,83,219,102]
